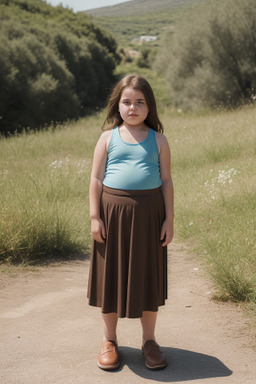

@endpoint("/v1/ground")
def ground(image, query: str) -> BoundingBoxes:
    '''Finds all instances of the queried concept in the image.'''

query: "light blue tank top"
[103,127,162,190]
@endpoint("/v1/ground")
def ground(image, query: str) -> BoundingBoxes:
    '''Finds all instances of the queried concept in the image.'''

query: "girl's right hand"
[91,218,106,243]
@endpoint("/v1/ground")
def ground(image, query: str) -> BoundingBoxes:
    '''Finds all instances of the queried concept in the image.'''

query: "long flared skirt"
[87,186,168,318]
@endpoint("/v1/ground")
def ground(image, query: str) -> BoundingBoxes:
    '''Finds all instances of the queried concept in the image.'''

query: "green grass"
[0,114,104,264]
[165,107,256,304]
[1,105,256,309]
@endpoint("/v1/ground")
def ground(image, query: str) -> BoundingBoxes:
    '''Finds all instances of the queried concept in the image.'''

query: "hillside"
[84,0,207,47]
[85,0,205,17]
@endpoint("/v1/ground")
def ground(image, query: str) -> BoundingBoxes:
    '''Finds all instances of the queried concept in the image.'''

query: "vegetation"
[0,0,120,135]
[86,0,205,18]
[168,107,256,304]
[1,106,256,309]
[155,0,256,109]
[0,115,102,264]
[86,0,206,49]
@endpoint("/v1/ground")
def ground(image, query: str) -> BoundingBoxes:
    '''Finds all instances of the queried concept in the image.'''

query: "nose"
[130,103,135,110]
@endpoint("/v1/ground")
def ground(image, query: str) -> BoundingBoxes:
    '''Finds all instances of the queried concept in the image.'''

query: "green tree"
[155,0,256,109]
[0,0,119,134]
[0,21,79,134]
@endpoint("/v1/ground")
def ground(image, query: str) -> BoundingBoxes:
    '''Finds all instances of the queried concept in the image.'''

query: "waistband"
[102,185,161,197]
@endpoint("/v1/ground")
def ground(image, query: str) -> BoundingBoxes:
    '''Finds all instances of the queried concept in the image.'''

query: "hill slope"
[85,0,205,17]
[84,0,207,47]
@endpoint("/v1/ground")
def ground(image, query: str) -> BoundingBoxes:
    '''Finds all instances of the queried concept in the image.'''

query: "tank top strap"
[108,127,119,150]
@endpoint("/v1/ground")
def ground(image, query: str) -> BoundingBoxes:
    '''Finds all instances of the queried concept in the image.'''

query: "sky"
[46,0,132,12]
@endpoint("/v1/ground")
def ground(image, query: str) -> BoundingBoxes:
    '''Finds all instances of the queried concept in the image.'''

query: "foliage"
[155,0,256,109]
[136,47,157,69]
[0,0,120,134]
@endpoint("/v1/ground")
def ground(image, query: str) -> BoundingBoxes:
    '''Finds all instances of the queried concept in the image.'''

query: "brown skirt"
[87,186,168,318]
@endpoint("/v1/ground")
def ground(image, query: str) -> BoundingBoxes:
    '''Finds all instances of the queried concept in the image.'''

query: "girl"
[87,74,174,371]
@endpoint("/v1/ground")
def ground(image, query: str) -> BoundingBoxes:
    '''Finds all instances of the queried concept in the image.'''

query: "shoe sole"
[97,362,120,371]
[145,362,167,370]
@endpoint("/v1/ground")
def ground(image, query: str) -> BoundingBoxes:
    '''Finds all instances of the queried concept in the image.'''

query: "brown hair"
[102,74,164,133]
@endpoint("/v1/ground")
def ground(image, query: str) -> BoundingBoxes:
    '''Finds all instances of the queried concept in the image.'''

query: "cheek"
[118,105,126,117]
[142,107,149,118]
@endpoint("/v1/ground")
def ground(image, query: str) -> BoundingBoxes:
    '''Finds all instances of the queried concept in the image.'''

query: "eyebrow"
[121,97,145,101]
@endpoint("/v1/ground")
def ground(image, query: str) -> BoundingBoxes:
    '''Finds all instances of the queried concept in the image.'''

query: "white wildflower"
[204,167,240,190]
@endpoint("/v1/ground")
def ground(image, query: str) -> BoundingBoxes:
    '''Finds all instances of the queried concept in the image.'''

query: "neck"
[120,123,148,131]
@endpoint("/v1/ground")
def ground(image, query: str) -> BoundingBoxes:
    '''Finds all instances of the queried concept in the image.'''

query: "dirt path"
[1,242,256,384]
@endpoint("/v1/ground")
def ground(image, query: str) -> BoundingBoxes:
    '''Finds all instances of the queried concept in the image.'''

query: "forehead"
[120,87,145,99]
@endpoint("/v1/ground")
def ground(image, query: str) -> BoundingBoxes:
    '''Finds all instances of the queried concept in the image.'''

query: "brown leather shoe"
[142,340,167,370]
[98,341,120,370]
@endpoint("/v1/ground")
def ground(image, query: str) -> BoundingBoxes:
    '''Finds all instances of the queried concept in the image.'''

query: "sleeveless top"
[103,127,162,190]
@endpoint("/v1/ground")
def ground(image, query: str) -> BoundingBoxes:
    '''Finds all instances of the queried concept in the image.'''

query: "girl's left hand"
[160,219,174,247]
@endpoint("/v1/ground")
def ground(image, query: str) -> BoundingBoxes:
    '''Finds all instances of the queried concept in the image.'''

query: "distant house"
[133,35,157,44]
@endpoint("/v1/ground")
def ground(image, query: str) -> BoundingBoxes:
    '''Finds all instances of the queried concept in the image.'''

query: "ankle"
[142,337,155,347]
[103,336,117,344]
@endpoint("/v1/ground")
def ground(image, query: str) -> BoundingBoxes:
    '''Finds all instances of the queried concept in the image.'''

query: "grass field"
[0,106,256,309]
[167,107,256,305]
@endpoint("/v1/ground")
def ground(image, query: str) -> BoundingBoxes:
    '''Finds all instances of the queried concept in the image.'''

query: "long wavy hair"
[102,74,164,133]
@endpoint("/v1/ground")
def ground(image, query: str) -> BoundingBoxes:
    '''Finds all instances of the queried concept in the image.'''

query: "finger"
[160,228,165,241]
[93,232,104,244]
[162,232,173,247]
[162,240,167,247]
[101,224,106,239]
[96,236,104,244]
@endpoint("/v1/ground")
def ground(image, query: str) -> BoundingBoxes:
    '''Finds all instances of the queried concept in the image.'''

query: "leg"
[140,311,167,370]
[102,312,118,342]
[98,313,119,370]
[140,311,157,346]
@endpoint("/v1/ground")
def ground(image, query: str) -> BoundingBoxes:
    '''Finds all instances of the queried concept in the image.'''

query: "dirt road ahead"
[1,243,255,384]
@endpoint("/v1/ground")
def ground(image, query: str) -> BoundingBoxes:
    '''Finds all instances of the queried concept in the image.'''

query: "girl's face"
[118,87,149,127]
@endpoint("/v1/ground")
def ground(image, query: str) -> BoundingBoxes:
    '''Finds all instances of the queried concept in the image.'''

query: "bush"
[136,47,156,69]
[0,24,79,134]
[0,0,120,134]
[155,0,256,109]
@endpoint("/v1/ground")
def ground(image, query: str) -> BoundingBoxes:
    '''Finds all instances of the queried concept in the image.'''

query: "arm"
[89,131,110,243]
[157,133,174,247]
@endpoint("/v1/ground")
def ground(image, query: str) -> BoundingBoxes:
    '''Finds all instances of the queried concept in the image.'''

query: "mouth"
[129,114,138,117]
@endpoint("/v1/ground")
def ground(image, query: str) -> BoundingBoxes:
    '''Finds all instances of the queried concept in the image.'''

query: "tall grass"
[1,105,256,308]
[0,114,103,264]
[164,106,256,304]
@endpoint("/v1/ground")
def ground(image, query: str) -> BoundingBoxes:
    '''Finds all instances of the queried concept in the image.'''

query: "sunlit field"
[0,114,103,264]
[1,106,256,308]
[165,106,256,305]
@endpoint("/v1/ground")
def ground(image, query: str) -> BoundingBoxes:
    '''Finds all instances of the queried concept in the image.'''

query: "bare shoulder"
[99,129,113,142]
[155,132,170,152]
[96,129,113,152]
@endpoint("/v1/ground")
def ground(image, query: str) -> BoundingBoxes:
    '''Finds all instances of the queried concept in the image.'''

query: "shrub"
[155,0,256,109]
[0,0,120,134]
